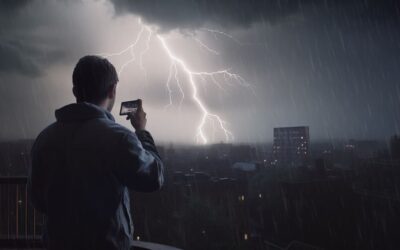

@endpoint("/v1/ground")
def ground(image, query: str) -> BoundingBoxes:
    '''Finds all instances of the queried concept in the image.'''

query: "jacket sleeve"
[114,130,164,192]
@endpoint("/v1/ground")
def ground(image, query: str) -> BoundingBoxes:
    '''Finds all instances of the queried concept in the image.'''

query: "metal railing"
[0,177,42,240]
[265,240,324,250]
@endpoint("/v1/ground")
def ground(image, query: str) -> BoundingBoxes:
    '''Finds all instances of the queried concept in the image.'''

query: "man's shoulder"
[97,118,134,137]
[35,122,59,141]
[85,118,141,148]
[32,122,59,152]
[33,118,139,155]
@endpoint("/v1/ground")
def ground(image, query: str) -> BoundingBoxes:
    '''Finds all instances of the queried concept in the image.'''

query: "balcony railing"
[0,177,181,250]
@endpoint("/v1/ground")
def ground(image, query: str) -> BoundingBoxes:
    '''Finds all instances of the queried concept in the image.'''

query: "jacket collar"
[55,102,115,122]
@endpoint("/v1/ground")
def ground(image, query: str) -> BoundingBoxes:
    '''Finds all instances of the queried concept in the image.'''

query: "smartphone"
[120,100,140,116]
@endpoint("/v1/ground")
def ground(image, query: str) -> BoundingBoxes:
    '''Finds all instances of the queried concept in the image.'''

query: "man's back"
[30,102,164,250]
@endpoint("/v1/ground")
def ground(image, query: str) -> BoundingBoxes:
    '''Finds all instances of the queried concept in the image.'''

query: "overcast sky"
[0,0,399,144]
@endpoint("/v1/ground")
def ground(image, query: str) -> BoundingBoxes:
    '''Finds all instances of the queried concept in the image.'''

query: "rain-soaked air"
[0,0,399,249]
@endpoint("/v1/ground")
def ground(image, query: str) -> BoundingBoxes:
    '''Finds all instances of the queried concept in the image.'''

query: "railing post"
[16,184,18,239]
[25,184,28,239]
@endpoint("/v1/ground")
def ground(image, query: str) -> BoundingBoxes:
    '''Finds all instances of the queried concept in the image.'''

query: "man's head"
[72,55,119,111]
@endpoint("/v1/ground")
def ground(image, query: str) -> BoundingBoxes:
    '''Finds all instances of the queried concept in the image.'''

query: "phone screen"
[120,100,139,116]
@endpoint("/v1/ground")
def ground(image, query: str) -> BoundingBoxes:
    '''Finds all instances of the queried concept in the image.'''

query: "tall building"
[272,126,310,167]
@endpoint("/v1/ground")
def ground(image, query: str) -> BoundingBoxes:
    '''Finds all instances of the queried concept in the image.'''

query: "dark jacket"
[29,102,164,250]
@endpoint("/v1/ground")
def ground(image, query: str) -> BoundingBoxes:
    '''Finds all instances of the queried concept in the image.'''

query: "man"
[29,55,164,250]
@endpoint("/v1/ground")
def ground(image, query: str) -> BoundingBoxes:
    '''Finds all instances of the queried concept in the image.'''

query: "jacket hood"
[55,102,115,122]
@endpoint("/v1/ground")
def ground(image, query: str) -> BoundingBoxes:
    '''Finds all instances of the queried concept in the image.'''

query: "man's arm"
[115,130,164,192]
[114,99,164,192]
[135,130,161,159]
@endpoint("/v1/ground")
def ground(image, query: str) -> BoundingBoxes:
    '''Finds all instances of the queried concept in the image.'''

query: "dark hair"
[72,55,118,103]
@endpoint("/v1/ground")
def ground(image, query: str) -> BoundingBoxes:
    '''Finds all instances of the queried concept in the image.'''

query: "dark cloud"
[0,38,69,77]
[110,0,308,30]
[0,0,30,11]
[110,0,400,31]
[0,41,41,76]
[0,1,94,77]
[0,2,45,77]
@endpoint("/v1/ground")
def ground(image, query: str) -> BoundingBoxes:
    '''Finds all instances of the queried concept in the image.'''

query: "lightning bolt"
[201,28,243,46]
[101,19,251,144]
[185,31,220,55]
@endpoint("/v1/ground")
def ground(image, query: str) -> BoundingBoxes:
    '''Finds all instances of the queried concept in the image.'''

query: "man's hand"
[127,99,147,131]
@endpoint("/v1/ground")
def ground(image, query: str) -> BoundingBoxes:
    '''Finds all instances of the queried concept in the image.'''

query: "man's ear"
[107,84,116,99]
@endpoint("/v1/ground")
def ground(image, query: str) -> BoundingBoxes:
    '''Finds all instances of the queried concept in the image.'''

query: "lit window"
[136,236,140,241]
[244,233,248,240]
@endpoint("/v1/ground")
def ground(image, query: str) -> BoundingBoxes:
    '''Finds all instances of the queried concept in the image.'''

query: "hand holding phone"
[120,100,140,116]
[121,99,147,131]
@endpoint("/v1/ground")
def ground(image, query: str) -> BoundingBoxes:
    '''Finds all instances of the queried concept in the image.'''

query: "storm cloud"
[110,0,400,31]
[0,0,400,143]
[0,1,94,77]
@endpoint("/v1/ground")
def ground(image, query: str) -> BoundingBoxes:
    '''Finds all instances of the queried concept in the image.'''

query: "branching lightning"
[201,28,243,46]
[186,32,220,55]
[101,19,251,144]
